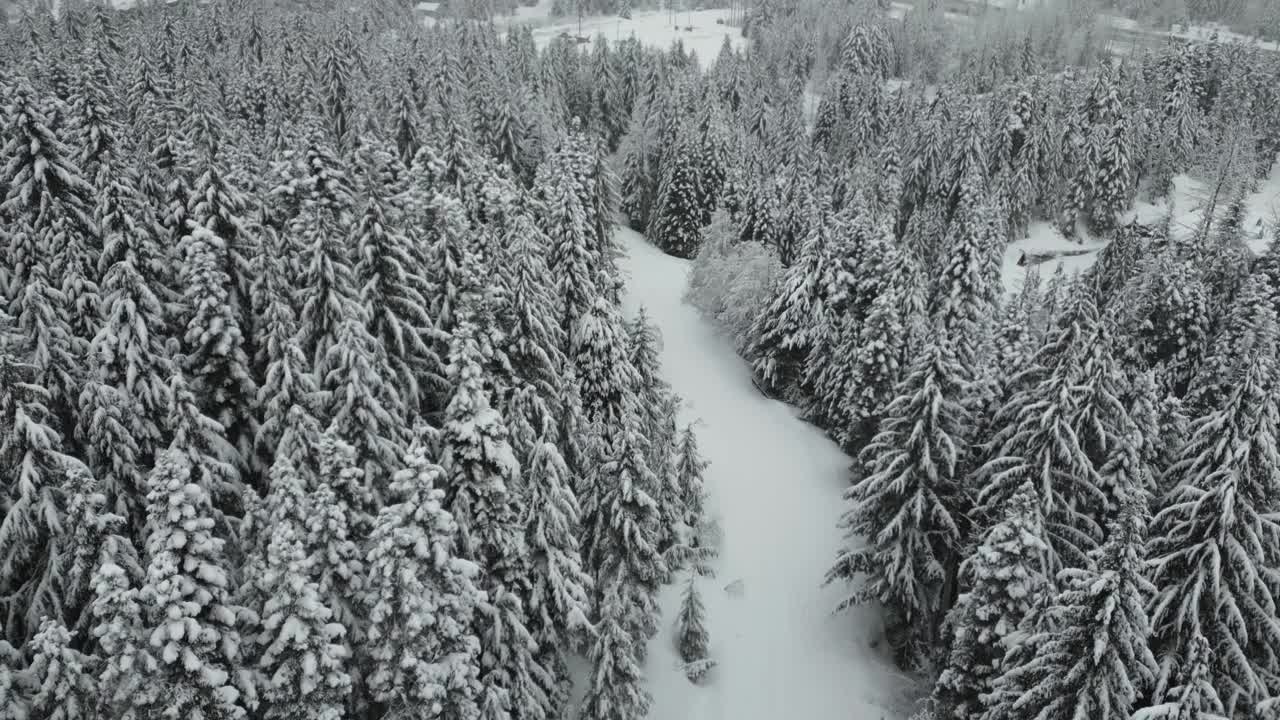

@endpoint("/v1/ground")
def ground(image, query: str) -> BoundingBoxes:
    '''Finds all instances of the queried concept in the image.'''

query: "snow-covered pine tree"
[500,206,566,400]
[304,432,370,632]
[840,22,893,78]
[873,136,905,227]
[90,547,150,716]
[582,136,621,297]
[827,333,970,666]
[674,573,711,682]
[734,162,784,251]
[1,76,96,299]
[504,382,556,473]
[44,112,103,340]
[586,39,623,148]
[1183,273,1274,416]
[93,148,173,303]
[538,143,599,338]
[267,126,355,236]
[352,142,443,415]
[1199,193,1254,306]
[1067,317,1143,508]
[1125,247,1212,398]
[476,583,552,720]
[1254,222,1280,311]
[582,424,666,643]
[239,459,292,617]
[186,154,256,335]
[980,495,1157,720]
[994,89,1039,240]
[1131,635,1227,720]
[422,190,486,340]
[572,298,641,430]
[991,293,1037,385]
[1115,365,1177,495]
[285,137,355,363]
[625,307,684,548]
[77,380,147,526]
[321,315,408,501]
[801,202,865,435]
[976,301,1113,572]
[472,69,536,181]
[89,161,175,466]
[71,49,122,183]
[1087,119,1133,232]
[1146,318,1280,717]
[166,369,244,524]
[253,262,322,477]
[577,581,652,720]
[439,324,523,566]
[60,470,140,622]
[23,618,97,720]
[626,308,668,428]
[522,436,593,709]
[674,423,708,536]
[135,450,248,720]
[11,260,81,425]
[254,522,352,720]
[691,97,730,225]
[648,117,707,259]
[0,351,84,642]
[932,487,1050,720]
[1085,220,1152,310]
[811,74,846,154]
[617,102,657,232]
[436,318,549,720]
[845,278,910,444]
[748,201,831,396]
[178,223,258,471]
[1147,47,1204,201]
[292,171,360,368]
[147,119,198,253]
[0,637,24,720]
[363,438,484,720]
[930,166,1001,378]
[846,77,888,165]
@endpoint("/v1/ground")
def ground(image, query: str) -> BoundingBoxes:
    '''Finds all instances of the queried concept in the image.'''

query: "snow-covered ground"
[1000,222,1109,294]
[491,0,557,25]
[1101,14,1280,53]
[1123,164,1280,252]
[1001,155,1280,294]
[525,8,743,62]
[617,226,914,720]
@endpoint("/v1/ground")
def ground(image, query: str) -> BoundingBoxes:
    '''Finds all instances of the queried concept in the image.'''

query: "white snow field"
[616,226,913,720]
[525,8,744,63]
[1001,153,1280,294]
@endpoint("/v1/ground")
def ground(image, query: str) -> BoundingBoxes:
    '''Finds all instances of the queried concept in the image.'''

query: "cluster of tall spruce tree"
[3,0,1280,717]
[626,6,1280,720]
[0,3,718,720]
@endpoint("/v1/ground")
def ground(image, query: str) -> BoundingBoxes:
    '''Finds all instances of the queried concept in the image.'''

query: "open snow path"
[617,227,910,720]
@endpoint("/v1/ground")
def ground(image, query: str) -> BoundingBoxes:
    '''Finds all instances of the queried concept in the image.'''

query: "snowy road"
[617,227,910,720]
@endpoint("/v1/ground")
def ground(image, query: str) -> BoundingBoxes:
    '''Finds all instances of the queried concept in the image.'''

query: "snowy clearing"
[1000,222,1110,293]
[1101,14,1280,53]
[491,0,557,26]
[617,226,914,720]
[1001,154,1280,293]
[1123,162,1280,252]
[525,8,743,62]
